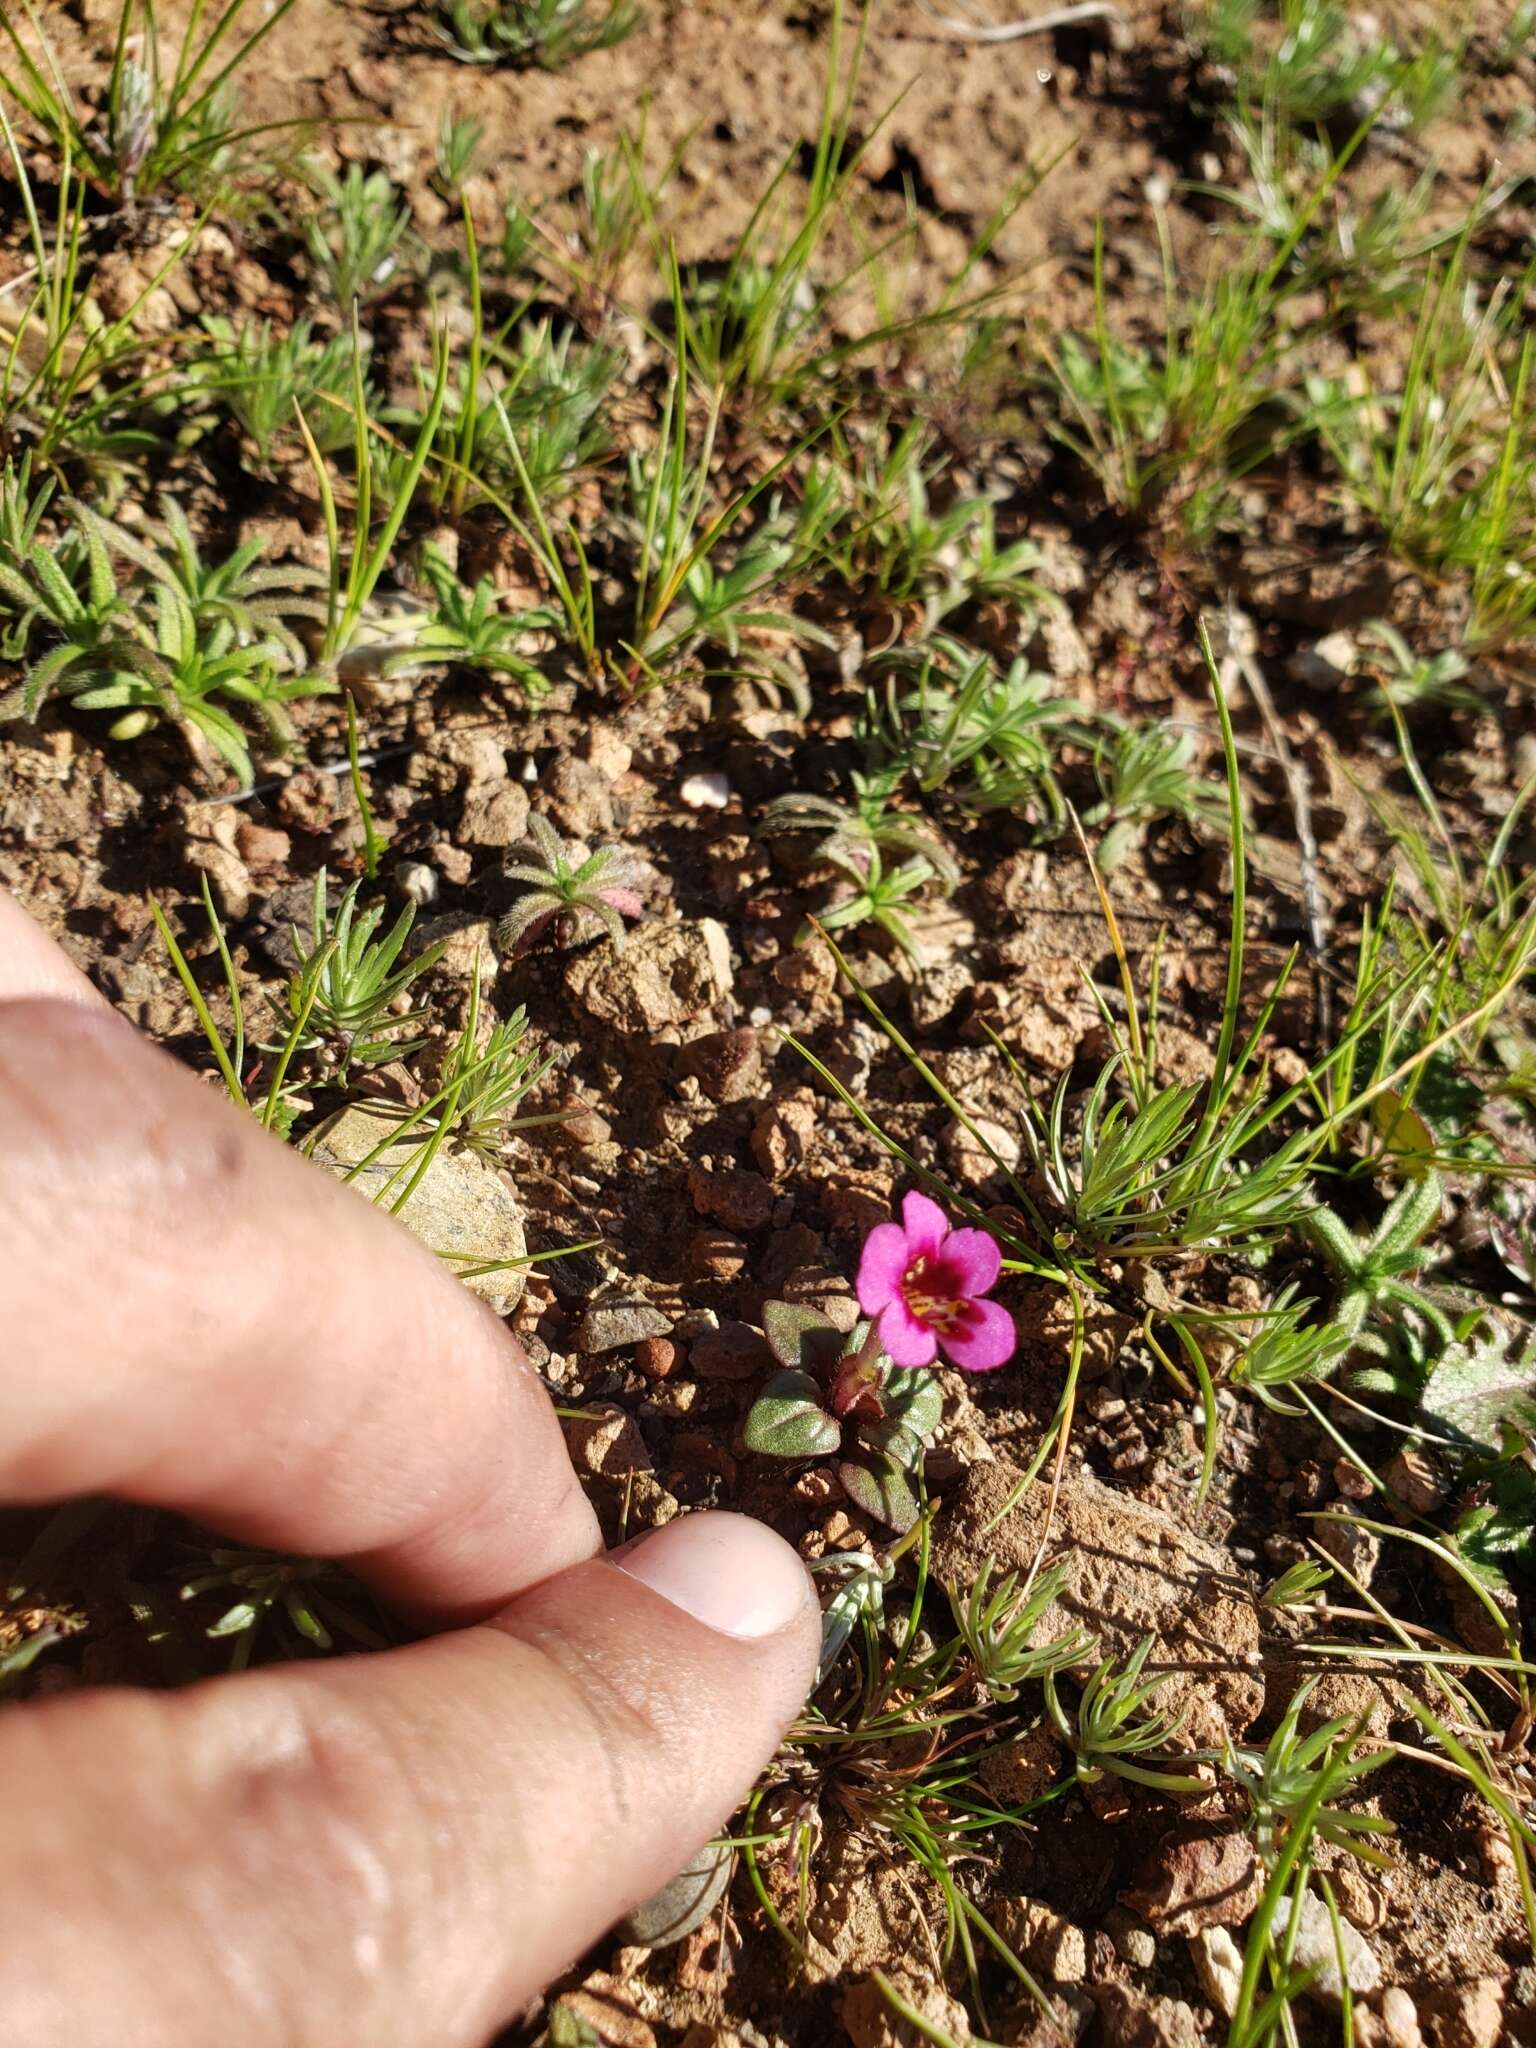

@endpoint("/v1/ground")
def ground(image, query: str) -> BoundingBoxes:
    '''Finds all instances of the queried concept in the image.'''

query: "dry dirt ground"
[4,3,1536,2046]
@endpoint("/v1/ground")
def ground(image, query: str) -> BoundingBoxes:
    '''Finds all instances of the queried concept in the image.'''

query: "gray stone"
[618,1840,732,1948]
[1282,1891,1381,2005]
[575,1300,674,1355]
[313,1105,526,1310]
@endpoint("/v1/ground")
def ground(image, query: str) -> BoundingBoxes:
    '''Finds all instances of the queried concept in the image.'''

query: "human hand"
[0,891,819,2046]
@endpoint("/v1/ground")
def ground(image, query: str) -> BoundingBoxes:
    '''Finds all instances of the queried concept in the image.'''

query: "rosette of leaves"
[495,814,646,954]
[741,1303,941,1532]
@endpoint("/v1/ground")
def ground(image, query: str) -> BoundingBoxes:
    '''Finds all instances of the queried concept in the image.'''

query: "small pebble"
[681,771,731,809]
[395,860,439,908]
[634,1336,677,1380]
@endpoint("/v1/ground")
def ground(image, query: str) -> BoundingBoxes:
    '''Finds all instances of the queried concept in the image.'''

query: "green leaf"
[761,1300,842,1375]
[856,1417,924,1470]
[1421,1321,1536,1454]
[0,1626,63,1690]
[837,1450,921,1533]
[1456,1466,1536,1585]
[882,1367,942,1441]
[549,2003,602,2048]
[742,1370,841,1459]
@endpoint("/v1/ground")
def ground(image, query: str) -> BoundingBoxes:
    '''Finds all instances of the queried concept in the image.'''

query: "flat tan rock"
[931,1460,1264,1750]
[312,1105,526,1313]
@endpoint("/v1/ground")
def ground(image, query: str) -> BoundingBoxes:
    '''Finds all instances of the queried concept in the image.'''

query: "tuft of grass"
[302,163,415,308]
[1,0,303,206]
[435,0,641,69]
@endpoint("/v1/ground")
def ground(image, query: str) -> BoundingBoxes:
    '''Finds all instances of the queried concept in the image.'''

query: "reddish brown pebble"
[235,821,292,868]
[635,1336,677,1379]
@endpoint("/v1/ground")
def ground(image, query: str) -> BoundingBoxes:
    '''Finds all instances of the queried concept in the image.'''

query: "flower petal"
[857,1222,912,1313]
[941,1226,1002,1299]
[879,1297,939,1369]
[900,1189,950,1262]
[942,1298,1016,1373]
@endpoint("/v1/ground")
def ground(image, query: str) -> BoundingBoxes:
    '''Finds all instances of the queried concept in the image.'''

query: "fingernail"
[615,1512,811,1639]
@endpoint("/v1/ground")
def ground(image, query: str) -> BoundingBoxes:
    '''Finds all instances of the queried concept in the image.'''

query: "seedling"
[192,316,367,467]
[495,814,646,954]
[80,496,326,669]
[1081,720,1228,869]
[435,111,485,192]
[1044,1636,1210,1795]
[415,545,554,698]
[0,499,141,717]
[861,641,1075,824]
[813,842,946,965]
[953,1560,1096,1702]
[63,580,313,781]
[742,1303,942,1532]
[761,771,960,887]
[1227,1285,1351,1396]
[1226,1683,1396,1869]
[1301,1168,1452,1358]
[1261,1558,1334,1609]
[180,1548,385,1671]
[1355,619,1479,720]
[278,874,443,1082]
[302,163,414,307]
[1,0,302,205]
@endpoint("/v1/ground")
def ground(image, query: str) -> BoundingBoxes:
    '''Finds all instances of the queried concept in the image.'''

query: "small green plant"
[0,499,140,715]
[813,842,948,965]
[1,0,301,205]
[435,0,641,68]
[83,496,327,667]
[742,1303,943,1533]
[1303,255,1536,651]
[414,546,554,697]
[1196,0,1454,131]
[761,770,959,885]
[429,983,557,1166]
[861,640,1075,824]
[192,316,367,467]
[434,110,485,192]
[952,1560,1096,1701]
[557,128,680,297]
[298,325,452,673]
[279,874,444,1082]
[1,495,329,778]
[1226,1683,1396,1868]
[385,316,619,515]
[302,163,414,307]
[0,119,176,478]
[495,814,646,954]
[638,524,827,669]
[1044,1636,1210,1795]
[1261,1557,1333,1608]
[180,1547,385,1671]
[1035,199,1357,534]
[62,579,317,781]
[1355,619,1479,720]
[1227,1286,1351,1396]
[1300,1168,1453,1374]
[1081,721,1228,868]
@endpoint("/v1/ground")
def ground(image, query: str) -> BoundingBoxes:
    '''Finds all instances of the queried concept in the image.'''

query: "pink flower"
[856,1190,1015,1373]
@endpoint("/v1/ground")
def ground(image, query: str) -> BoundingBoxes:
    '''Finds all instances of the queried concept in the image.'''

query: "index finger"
[0,902,600,1619]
